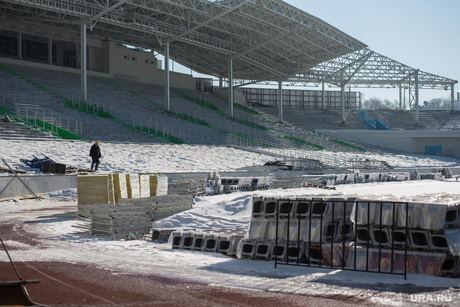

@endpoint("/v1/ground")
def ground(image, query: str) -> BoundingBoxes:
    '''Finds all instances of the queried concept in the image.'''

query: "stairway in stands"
[0,120,56,141]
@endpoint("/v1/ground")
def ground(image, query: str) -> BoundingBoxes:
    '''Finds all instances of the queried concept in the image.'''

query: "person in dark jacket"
[89,140,101,171]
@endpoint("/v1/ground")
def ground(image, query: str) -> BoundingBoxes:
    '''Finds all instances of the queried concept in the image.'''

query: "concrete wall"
[0,174,77,198]
[317,129,460,158]
[0,30,198,91]
[106,42,195,90]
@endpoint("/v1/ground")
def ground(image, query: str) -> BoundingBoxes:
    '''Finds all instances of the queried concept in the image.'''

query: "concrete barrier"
[0,174,77,198]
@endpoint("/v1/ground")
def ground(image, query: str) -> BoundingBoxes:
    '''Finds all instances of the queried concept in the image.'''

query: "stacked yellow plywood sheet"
[112,173,128,204]
[77,175,114,217]
[149,174,168,196]
[77,173,168,217]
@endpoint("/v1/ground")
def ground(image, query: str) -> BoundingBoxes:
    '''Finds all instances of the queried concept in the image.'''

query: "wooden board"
[0,166,28,174]
[0,193,43,202]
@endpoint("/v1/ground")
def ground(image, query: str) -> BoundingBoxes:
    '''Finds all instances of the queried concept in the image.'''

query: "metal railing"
[15,104,82,136]
[131,115,185,141]
[356,109,377,130]
[227,133,355,168]
[272,199,410,279]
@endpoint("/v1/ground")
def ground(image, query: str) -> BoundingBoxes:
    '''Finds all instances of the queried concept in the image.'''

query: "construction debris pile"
[74,174,194,240]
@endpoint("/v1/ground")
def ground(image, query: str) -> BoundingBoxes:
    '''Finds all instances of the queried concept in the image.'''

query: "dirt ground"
[0,261,368,307]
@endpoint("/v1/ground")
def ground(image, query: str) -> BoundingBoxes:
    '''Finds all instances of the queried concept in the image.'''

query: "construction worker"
[89,140,101,171]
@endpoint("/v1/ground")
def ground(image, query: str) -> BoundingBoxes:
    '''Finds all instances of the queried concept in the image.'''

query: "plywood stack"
[77,174,168,214]
[119,194,194,220]
[150,194,193,220]
[112,173,129,204]
[149,174,168,196]
[77,175,114,218]
[89,204,152,240]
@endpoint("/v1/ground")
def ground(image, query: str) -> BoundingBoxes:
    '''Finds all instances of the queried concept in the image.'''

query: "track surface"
[0,261,366,307]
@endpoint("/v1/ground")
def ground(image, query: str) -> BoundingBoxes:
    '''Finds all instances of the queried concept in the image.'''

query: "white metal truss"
[288,48,456,91]
[0,0,365,80]
[0,0,456,91]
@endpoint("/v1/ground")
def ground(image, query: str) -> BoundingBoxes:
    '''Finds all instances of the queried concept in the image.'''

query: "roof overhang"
[0,0,367,81]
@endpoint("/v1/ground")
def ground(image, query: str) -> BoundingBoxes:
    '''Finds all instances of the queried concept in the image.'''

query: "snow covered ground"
[2,138,460,174]
[2,138,460,306]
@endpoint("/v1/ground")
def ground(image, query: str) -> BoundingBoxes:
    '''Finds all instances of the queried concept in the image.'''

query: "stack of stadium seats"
[236,194,460,277]
[220,176,271,193]
[168,228,246,256]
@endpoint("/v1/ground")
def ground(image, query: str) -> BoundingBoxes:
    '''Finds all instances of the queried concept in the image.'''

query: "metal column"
[165,40,171,112]
[358,92,362,110]
[321,81,325,110]
[18,32,21,60]
[278,81,283,122]
[451,83,456,112]
[228,58,234,118]
[48,38,52,65]
[81,21,87,103]
[415,70,419,124]
[341,82,346,123]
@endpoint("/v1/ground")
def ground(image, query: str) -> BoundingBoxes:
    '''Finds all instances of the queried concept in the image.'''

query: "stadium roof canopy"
[0,0,456,90]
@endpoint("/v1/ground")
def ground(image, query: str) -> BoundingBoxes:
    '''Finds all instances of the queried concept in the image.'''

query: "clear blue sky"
[285,0,460,102]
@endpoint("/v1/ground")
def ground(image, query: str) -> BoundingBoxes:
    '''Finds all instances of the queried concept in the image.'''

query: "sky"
[283,0,460,102]
[2,137,460,305]
[166,0,459,104]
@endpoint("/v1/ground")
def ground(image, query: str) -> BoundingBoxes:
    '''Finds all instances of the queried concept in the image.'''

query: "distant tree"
[427,97,451,108]
[362,97,398,110]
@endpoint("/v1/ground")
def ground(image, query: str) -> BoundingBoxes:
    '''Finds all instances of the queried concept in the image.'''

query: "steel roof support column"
[399,85,403,110]
[415,70,419,124]
[165,40,170,112]
[228,58,234,118]
[359,92,362,109]
[80,21,87,103]
[48,38,52,65]
[18,32,21,60]
[451,83,456,112]
[341,82,346,123]
[321,81,325,110]
[278,81,283,122]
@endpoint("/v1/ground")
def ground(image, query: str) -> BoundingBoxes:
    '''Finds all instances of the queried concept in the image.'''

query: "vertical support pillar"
[81,21,87,103]
[165,40,170,112]
[278,81,283,122]
[399,84,403,111]
[321,81,325,110]
[48,37,52,65]
[228,58,234,118]
[18,32,22,60]
[358,92,362,110]
[341,82,346,123]
[415,70,419,124]
[451,83,456,112]
[403,86,406,110]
